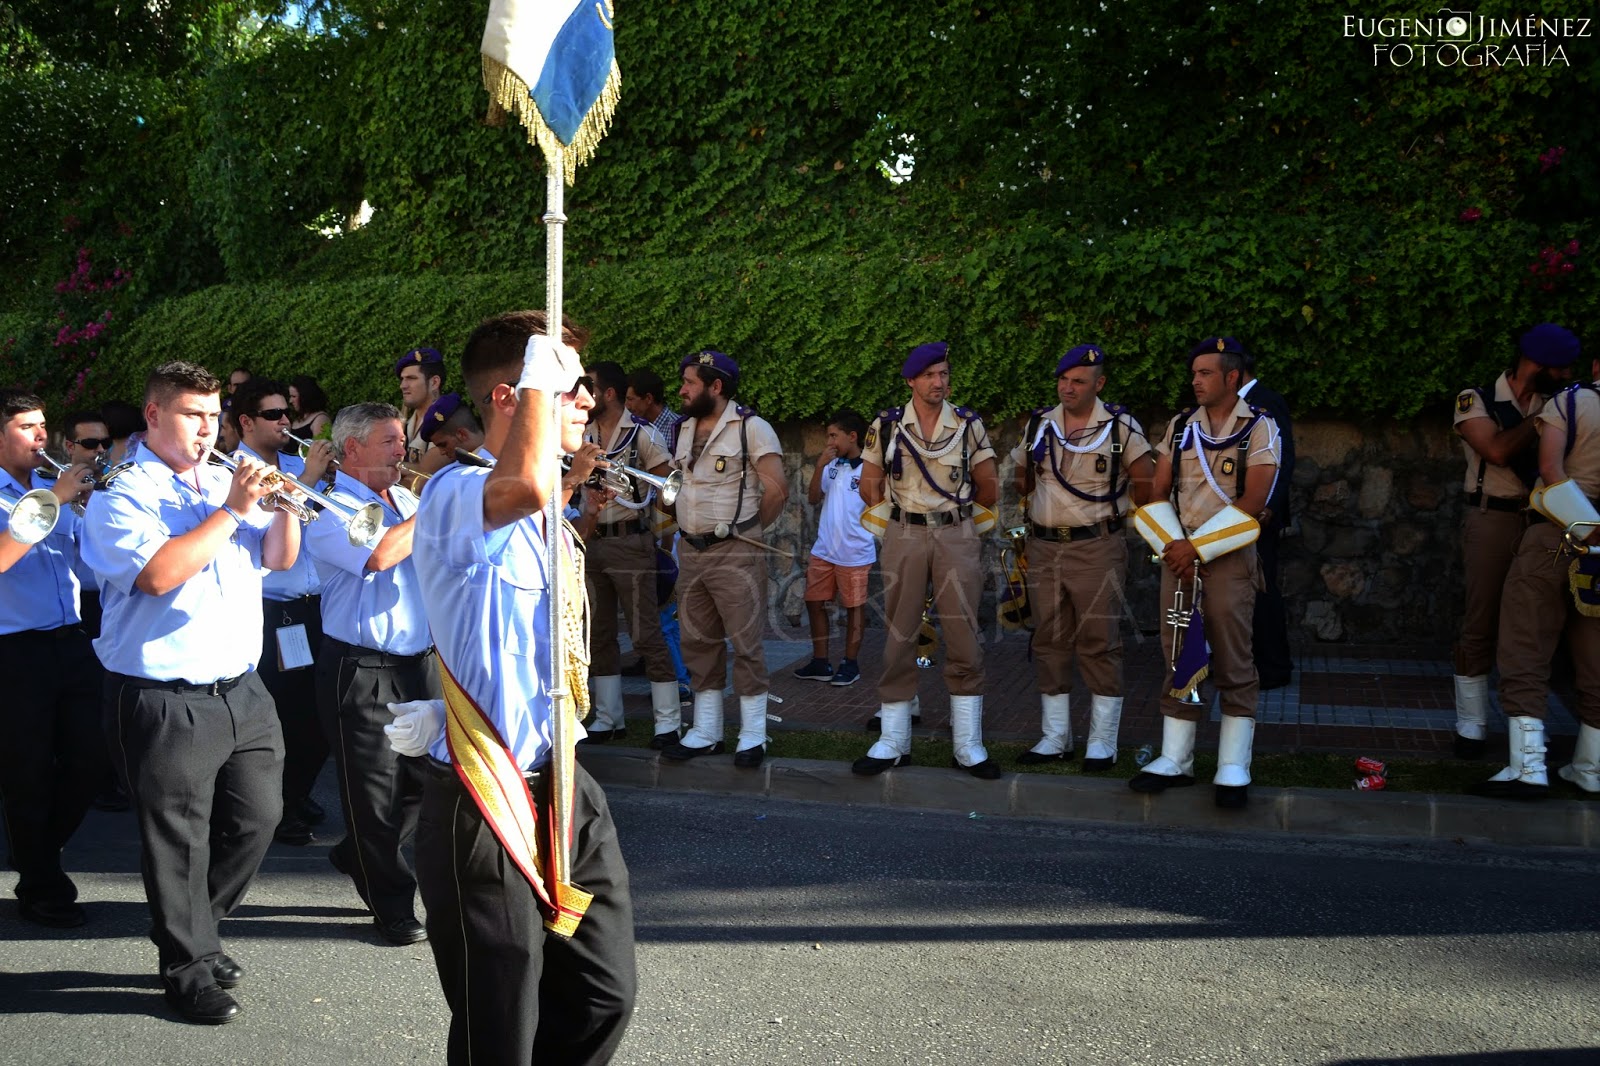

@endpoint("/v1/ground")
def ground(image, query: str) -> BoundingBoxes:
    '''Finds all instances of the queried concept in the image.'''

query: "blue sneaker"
[793,658,834,681]
[831,660,861,686]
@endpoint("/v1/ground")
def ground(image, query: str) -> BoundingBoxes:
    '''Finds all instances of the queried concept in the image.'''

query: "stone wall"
[756,413,1467,648]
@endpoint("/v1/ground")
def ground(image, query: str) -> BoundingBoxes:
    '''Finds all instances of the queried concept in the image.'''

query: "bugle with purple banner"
[1166,561,1208,703]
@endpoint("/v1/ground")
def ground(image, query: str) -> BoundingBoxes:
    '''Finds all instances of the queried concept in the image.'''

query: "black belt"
[0,624,87,643]
[109,671,245,696]
[681,516,760,551]
[324,636,434,668]
[1465,491,1527,514]
[423,755,543,784]
[1031,517,1125,542]
[594,516,649,539]
[889,505,972,527]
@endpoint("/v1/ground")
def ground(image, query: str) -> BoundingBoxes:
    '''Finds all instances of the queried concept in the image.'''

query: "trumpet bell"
[657,469,682,507]
[346,501,387,549]
[1,489,62,545]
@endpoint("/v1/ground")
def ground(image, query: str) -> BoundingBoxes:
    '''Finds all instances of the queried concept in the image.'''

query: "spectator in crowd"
[288,375,333,439]
[793,409,875,688]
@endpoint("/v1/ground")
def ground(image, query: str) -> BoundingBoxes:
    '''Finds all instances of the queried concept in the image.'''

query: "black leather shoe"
[1454,734,1487,760]
[579,728,617,744]
[165,985,241,1025]
[660,740,725,762]
[1080,754,1116,772]
[374,916,428,945]
[274,817,314,846]
[952,758,1003,780]
[851,753,911,776]
[1016,749,1074,766]
[212,955,245,989]
[649,731,679,751]
[1128,770,1196,793]
[91,784,131,812]
[733,745,765,769]
[18,899,86,929]
[1258,672,1293,691]
[298,797,326,825]
[1214,784,1249,809]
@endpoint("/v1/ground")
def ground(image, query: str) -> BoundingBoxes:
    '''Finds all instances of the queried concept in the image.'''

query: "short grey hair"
[331,402,403,462]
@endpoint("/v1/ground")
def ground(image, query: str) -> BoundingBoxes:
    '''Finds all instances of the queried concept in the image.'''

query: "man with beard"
[659,350,788,767]
[576,361,679,747]
[1129,337,1280,809]
[852,341,1002,780]
[1012,345,1154,769]
[1450,324,1578,758]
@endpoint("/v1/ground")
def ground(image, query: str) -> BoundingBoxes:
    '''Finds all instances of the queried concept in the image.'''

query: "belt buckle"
[1056,526,1072,540]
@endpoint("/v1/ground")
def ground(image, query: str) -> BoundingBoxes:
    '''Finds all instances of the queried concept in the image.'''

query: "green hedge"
[106,214,1595,422]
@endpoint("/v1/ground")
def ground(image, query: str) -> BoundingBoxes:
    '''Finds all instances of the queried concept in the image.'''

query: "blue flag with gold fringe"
[482,0,620,183]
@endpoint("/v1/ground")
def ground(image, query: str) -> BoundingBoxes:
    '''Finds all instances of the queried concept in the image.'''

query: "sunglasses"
[481,377,595,405]
[68,436,113,450]
[252,407,292,421]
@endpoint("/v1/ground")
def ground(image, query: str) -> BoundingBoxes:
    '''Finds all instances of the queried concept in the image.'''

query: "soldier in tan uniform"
[1129,337,1280,808]
[395,347,445,467]
[1450,325,1577,757]
[853,341,1001,780]
[1475,328,1599,800]
[659,350,788,768]
[575,361,679,747]
[1012,344,1154,769]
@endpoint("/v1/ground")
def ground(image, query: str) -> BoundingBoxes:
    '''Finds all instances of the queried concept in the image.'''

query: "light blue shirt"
[0,468,80,634]
[81,444,268,682]
[304,470,428,655]
[413,464,567,770]
[237,443,322,602]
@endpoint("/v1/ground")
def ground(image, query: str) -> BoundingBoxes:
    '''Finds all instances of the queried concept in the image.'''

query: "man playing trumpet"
[1130,338,1281,808]
[1012,345,1154,769]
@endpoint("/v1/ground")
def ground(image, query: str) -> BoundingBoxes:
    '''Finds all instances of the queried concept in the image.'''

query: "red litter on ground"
[1354,774,1387,791]
[1355,757,1387,776]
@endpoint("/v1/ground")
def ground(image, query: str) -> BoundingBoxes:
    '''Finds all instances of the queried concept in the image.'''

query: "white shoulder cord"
[1031,416,1114,455]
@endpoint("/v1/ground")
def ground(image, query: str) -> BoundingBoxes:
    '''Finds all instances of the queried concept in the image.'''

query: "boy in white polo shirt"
[795,410,876,686]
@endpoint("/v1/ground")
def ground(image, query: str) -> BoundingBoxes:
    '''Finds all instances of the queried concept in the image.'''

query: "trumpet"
[33,449,135,515]
[207,448,386,548]
[398,449,496,485]
[563,454,681,506]
[0,487,61,545]
[1165,559,1205,706]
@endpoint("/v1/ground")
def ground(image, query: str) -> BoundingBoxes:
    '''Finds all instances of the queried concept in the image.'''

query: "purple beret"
[1186,336,1250,363]
[421,392,464,432]
[1055,344,1106,376]
[901,341,950,379]
[680,349,740,380]
[1518,323,1580,368]
[395,346,444,376]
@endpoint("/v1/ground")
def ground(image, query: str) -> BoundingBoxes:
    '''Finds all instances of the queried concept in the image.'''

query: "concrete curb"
[578,746,1599,850]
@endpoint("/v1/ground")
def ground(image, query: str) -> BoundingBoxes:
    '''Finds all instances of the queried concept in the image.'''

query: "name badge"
[275,623,314,671]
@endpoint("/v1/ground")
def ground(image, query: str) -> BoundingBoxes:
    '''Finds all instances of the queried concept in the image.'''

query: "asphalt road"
[3,781,1599,1066]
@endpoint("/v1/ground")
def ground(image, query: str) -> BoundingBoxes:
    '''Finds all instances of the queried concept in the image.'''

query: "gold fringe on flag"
[483,55,621,185]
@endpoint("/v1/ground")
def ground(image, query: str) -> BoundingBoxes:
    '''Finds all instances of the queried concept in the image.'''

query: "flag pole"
[543,145,574,887]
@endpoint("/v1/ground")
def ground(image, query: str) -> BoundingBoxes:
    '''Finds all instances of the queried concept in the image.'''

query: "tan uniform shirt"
[1010,400,1151,527]
[862,401,996,514]
[1156,398,1281,533]
[585,410,671,525]
[672,403,782,534]
[1535,383,1600,498]
[1454,372,1546,498]
[403,409,427,465]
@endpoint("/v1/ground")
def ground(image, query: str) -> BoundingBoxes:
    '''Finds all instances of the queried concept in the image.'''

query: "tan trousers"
[1454,507,1525,677]
[878,518,984,702]
[1026,533,1127,697]
[1159,546,1260,722]
[676,536,769,697]
[1496,522,1600,727]
[586,530,674,681]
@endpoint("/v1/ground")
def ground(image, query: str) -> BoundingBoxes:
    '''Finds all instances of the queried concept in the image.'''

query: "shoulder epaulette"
[1031,405,1053,418]
[1247,404,1267,418]
[878,406,903,423]
[1102,402,1127,418]
[735,403,755,418]
[953,405,979,422]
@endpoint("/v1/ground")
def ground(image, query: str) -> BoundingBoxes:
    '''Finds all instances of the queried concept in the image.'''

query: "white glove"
[517,334,584,395]
[384,699,446,758]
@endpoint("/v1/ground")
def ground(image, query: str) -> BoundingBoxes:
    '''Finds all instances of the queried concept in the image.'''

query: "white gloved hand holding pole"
[517,334,584,395]
[385,699,446,758]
